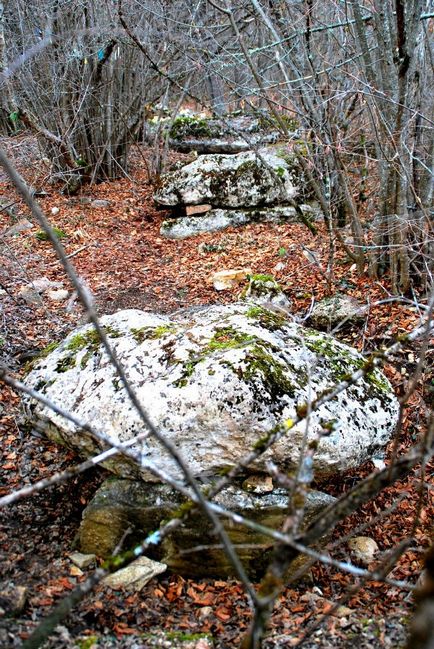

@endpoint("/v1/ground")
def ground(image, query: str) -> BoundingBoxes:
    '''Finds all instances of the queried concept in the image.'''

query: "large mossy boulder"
[79,478,336,579]
[22,301,399,481]
[154,149,298,209]
[145,112,288,154]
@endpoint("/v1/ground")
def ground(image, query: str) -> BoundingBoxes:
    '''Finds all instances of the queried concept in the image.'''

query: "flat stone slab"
[103,556,167,590]
[161,204,320,239]
[80,477,336,579]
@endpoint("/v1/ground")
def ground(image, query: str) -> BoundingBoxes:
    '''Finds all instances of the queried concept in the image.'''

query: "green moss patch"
[249,273,278,284]
[242,343,297,401]
[172,351,204,388]
[35,227,67,241]
[303,332,391,394]
[169,115,214,140]
[173,327,258,388]
[245,305,287,331]
[130,324,176,343]
[66,325,121,352]
[53,325,122,371]
[206,326,256,352]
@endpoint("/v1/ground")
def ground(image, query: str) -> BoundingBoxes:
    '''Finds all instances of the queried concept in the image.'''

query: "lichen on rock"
[154,149,299,209]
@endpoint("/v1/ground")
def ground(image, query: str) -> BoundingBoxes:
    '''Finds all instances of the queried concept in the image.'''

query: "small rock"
[309,294,366,330]
[197,242,225,255]
[348,536,379,566]
[372,455,386,470]
[242,475,274,494]
[70,565,84,577]
[241,274,292,311]
[51,207,60,215]
[91,199,111,208]
[69,551,96,569]
[47,289,69,302]
[0,198,17,219]
[334,605,353,618]
[3,219,33,237]
[29,277,63,293]
[0,585,28,615]
[211,268,251,291]
[197,606,213,619]
[102,556,167,591]
[17,286,43,305]
[186,204,212,216]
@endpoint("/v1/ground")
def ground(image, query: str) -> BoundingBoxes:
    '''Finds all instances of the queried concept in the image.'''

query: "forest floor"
[0,134,433,648]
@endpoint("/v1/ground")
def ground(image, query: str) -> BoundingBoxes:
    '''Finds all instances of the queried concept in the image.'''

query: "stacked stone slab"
[154,149,319,238]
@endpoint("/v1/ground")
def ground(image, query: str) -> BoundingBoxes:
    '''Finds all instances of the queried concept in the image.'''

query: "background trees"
[2,0,432,293]
[1,0,168,186]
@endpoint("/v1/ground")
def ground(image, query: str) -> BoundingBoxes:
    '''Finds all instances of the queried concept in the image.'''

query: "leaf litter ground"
[0,135,432,648]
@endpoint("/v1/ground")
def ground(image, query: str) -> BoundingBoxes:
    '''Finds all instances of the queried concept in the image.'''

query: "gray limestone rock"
[154,150,298,209]
[22,301,398,481]
[160,204,320,239]
[309,294,366,330]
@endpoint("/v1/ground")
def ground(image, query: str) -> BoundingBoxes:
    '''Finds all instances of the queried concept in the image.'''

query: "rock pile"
[155,148,319,238]
[22,281,398,577]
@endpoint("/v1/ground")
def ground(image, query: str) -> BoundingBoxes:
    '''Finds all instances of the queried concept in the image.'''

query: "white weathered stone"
[3,219,33,237]
[211,268,251,290]
[91,199,111,208]
[47,289,69,302]
[22,302,399,481]
[160,204,319,239]
[17,286,43,305]
[348,537,379,565]
[69,551,96,569]
[29,277,63,293]
[102,556,166,590]
[154,149,299,208]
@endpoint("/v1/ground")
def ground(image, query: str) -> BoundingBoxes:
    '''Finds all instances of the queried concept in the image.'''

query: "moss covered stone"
[245,305,287,330]
[79,477,335,579]
[55,355,76,373]
[130,324,176,343]
[303,331,391,396]
[169,115,214,140]
[154,149,298,208]
[242,344,297,401]
[22,304,399,483]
